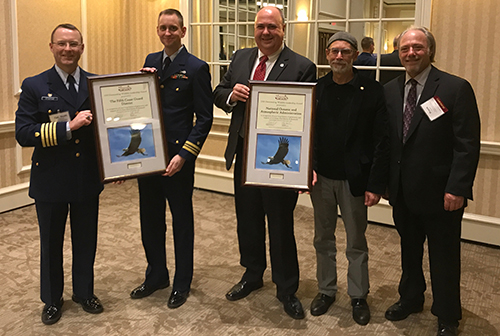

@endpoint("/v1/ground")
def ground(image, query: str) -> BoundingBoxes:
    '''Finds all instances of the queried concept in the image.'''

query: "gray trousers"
[310,175,369,299]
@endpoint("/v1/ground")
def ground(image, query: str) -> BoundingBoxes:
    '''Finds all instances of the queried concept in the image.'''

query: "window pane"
[288,22,314,61]
[238,23,254,40]
[192,0,213,23]
[348,22,376,52]
[191,26,212,62]
[382,21,414,53]
[383,1,415,18]
[217,26,236,57]
[239,11,247,23]
[318,0,347,19]
[349,0,378,19]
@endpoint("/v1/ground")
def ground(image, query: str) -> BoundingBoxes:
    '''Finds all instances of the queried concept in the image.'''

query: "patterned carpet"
[0,182,499,335]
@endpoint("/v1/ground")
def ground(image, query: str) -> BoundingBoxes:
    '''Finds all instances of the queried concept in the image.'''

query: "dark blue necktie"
[162,57,171,79]
[67,75,78,101]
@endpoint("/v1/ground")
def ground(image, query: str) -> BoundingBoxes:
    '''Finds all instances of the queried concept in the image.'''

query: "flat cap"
[327,31,358,50]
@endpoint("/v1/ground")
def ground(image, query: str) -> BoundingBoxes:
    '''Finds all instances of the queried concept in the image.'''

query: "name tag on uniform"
[420,96,448,121]
[49,111,71,122]
[41,95,58,101]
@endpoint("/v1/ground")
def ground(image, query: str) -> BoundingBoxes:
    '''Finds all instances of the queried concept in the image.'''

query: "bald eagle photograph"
[108,123,156,163]
[255,135,300,172]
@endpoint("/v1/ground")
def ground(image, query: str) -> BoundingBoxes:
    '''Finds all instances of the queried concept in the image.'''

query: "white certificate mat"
[256,92,305,131]
[242,81,316,191]
[100,82,153,122]
[88,71,168,183]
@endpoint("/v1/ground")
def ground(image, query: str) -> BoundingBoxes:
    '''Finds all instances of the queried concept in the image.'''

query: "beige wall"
[431,0,500,218]
[86,0,178,74]
[0,0,177,192]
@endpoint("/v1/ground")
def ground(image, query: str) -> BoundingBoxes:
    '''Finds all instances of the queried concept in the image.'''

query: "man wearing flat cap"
[309,31,389,325]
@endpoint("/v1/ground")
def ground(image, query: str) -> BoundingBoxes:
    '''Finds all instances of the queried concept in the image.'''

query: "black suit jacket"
[213,46,317,169]
[15,66,103,202]
[379,50,405,85]
[315,70,389,197]
[385,66,480,214]
[143,47,213,161]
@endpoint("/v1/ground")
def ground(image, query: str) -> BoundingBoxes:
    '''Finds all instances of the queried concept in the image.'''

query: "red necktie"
[403,79,417,142]
[252,55,268,80]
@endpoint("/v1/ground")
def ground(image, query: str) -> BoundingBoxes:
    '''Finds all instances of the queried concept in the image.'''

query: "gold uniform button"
[35,162,39,166]
[76,153,80,158]
[35,132,40,137]
[48,110,52,113]
[175,140,179,144]
[197,141,200,145]
[176,88,179,91]
[75,139,80,144]
[160,85,164,89]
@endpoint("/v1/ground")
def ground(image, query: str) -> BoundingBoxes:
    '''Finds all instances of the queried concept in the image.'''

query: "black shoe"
[225,280,263,301]
[385,300,423,321]
[352,299,370,325]
[72,295,104,314]
[130,281,170,299]
[279,294,305,319]
[437,321,458,336]
[41,298,63,325]
[167,290,189,309]
[310,293,335,316]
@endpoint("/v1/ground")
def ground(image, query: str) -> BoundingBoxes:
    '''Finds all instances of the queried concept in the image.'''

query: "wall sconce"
[297,9,308,21]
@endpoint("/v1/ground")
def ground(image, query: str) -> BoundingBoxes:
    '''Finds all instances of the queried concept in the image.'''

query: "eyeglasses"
[326,48,354,56]
[52,41,82,49]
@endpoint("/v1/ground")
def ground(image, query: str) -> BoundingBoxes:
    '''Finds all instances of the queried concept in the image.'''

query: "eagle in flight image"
[117,129,147,157]
[262,136,292,169]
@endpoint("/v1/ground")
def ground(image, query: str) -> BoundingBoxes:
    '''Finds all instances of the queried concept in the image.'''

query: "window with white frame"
[189,0,430,89]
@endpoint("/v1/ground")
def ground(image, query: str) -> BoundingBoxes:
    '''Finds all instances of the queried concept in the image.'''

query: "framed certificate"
[242,81,316,191]
[88,71,168,183]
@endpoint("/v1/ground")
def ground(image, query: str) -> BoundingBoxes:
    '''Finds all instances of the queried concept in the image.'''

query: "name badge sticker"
[49,111,71,123]
[420,96,447,121]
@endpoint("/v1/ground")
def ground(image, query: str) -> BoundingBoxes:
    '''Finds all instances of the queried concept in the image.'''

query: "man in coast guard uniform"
[15,23,104,325]
[129,9,213,309]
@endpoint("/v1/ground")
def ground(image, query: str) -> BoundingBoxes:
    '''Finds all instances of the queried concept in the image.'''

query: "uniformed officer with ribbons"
[15,23,103,325]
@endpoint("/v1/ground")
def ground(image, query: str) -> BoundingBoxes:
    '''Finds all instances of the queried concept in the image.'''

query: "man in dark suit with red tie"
[129,9,213,309]
[383,27,480,336]
[213,6,316,319]
[15,23,104,325]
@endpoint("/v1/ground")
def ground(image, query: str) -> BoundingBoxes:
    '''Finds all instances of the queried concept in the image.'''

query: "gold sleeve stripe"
[47,122,53,147]
[41,122,58,147]
[51,122,58,146]
[48,122,54,147]
[41,123,47,147]
[183,141,201,156]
